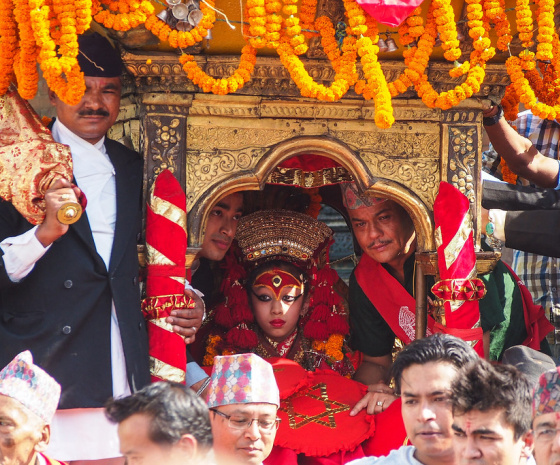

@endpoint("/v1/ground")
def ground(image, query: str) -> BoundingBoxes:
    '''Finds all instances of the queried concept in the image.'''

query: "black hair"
[391,333,479,395]
[451,359,532,440]
[105,381,212,450]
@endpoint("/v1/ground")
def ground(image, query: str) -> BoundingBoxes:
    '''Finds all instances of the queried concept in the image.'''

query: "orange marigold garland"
[282,0,308,55]
[13,0,39,99]
[535,0,554,63]
[515,0,534,48]
[299,0,318,39]
[93,0,153,32]
[29,0,86,105]
[343,0,394,127]
[144,0,215,48]
[501,83,519,121]
[264,0,283,48]
[483,0,511,52]
[180,44,257,95]
[277,16,357,102]
[507,55,560,120]
[432,0,461,62]
[0,0,17,94]
[247,0,268,48]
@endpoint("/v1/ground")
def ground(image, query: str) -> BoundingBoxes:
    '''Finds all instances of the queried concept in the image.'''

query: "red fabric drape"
[142,169,192,383]
[433,182,484,356]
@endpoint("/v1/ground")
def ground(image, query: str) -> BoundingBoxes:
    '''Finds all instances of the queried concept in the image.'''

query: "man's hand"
[350,382,397,416]
[35,178,81,247]
[167,289,204,344]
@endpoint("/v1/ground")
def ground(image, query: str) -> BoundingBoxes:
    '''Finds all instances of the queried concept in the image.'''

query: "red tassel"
[309,303,330,321]
[226,326,258,349]
[303,320,330,340]
[327,314,350,335]
[214,302,236,328]
[231,302,254,326]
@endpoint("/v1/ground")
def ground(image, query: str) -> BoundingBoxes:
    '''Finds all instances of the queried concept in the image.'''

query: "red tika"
[142,169,193,383]
[432,182,484,356]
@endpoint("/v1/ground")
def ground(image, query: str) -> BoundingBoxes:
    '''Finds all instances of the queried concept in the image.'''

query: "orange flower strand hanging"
[93,0,154,32]
[180,44,257,95]
[0,0,17,95]
[29,0,85,105]
[13,0,40,99]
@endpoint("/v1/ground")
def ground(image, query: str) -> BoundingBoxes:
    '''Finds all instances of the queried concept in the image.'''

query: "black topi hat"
[502,345,557,387]
[77,32,123,78]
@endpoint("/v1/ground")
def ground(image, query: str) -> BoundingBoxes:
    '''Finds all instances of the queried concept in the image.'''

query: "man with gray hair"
[206,353,280,465]
[0,350,64,465]
[530,366,560,465]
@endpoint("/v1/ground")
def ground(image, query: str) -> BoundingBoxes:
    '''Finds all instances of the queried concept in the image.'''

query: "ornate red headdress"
[206,209,350,368]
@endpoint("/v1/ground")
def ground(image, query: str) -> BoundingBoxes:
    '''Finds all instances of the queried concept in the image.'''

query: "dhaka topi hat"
[206,353,280,408]
[502,345,556,388]
[340,182,387,210]
[78,32,123,78]
[0,351,61,424]
[533,366,560,417]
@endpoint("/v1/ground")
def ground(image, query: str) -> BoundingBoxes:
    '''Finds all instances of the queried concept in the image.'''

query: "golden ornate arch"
[186,135,434,257]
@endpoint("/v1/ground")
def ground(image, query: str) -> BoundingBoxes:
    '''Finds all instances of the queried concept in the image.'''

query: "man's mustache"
[79,109,110,117]
[367,240,391,249]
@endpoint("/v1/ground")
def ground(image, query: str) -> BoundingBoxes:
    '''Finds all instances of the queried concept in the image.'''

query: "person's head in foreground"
[49,32,123,145]
[391,333,478,465]
[531,366,560,465]
[0,350,61,465]
[207,353,280,465]
[341,182,416,272]
[502,345,556,388]
[451,359,533,465]
[105,381,213,465]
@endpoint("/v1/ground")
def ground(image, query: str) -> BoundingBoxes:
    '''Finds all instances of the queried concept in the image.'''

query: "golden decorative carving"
[416,251,502,277]
[448,127,477,203]
[186,147,266,208]
[187,124,293,150]
[267,165,352,188]
[148,117,183,176]
[123,49,510,98]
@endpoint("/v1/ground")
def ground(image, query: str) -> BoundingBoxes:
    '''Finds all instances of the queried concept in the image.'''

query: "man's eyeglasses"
[210,408,281,433]
[534,427,560,442]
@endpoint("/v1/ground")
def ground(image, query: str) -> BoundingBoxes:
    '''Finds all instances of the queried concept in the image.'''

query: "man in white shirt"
[348,334,478,465]
[0,33,202,465]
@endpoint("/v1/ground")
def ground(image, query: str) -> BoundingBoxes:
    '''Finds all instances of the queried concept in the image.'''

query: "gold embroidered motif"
[149,181,187,232]
[149,356,186,383]
[443,213,472,270]
[146,243,176,266]
[281,382,350,429]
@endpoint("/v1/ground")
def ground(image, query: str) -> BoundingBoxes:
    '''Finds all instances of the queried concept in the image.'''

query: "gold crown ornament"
[235,209,332,268]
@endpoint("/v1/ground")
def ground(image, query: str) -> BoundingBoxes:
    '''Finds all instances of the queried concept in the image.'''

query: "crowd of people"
[2,28,560,465]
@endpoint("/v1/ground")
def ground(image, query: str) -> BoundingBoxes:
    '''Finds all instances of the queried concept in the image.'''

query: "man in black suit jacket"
[0,33,202,465]
[482,180,560,258]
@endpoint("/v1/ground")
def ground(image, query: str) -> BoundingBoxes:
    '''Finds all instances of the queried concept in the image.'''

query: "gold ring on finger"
[60,194,71,201]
